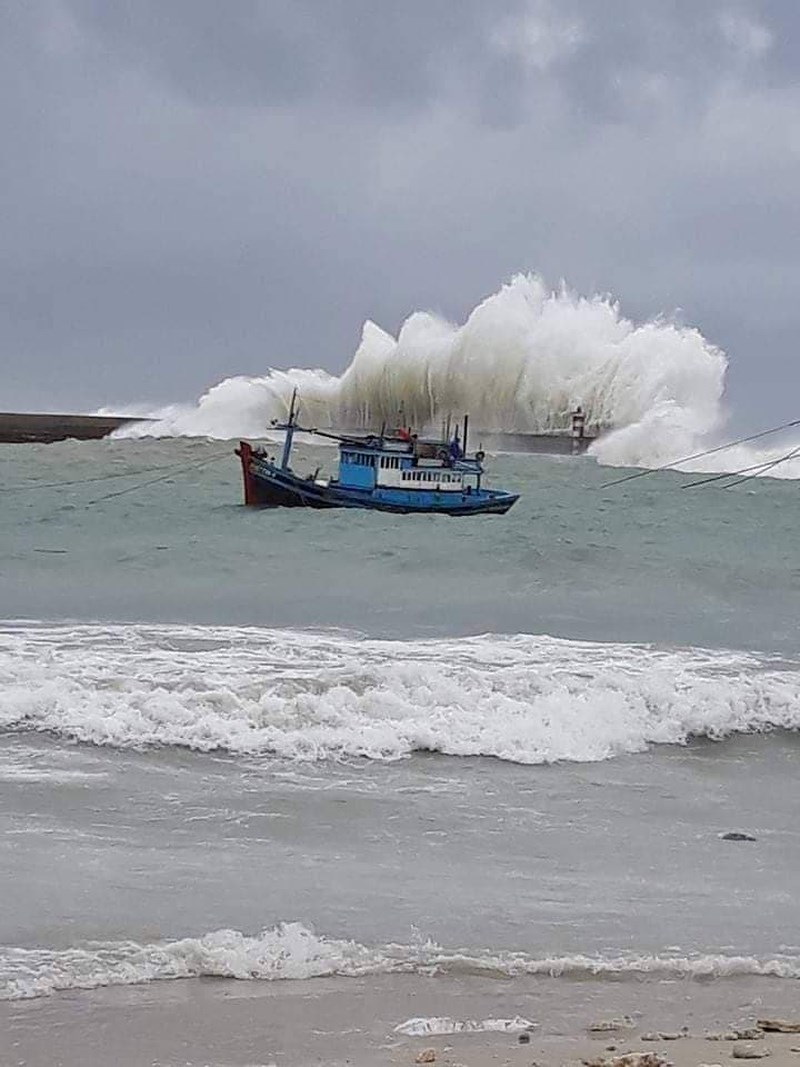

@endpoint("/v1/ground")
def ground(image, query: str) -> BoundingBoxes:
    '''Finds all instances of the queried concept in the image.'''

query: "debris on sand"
[582,1052,671,1067]
[589,1017,636,1033]
[708,1030,764,1042]
[732,1044,771,1059]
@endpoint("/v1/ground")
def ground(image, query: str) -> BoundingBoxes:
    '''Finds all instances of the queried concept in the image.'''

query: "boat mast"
[280,389,298,470]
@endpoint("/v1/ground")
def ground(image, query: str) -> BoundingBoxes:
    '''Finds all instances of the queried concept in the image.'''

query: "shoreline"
[3,972,800,1067]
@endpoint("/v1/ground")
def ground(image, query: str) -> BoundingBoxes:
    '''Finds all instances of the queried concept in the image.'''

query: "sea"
[2,274,800,1062]
[1,432,799,1065]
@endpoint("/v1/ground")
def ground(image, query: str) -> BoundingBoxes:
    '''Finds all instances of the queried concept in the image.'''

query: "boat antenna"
[600,417,800,489]
[462,414,469,456]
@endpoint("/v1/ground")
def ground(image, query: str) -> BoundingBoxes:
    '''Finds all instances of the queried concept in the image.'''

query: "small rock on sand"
[582,1052,670,1067]
[732,1044,771,1059]
[758,1021,800,1034]
[719,832,757,842]
[642,1030,687,1042]
[415,1051,436,1064]
[589,1017,636,1033]
[708,1031,764,1042]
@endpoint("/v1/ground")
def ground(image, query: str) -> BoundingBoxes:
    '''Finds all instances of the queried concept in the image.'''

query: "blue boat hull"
[236,443,518,515]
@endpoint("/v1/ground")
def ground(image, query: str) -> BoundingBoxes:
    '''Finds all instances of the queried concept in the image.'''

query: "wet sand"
[3,973,800,1067]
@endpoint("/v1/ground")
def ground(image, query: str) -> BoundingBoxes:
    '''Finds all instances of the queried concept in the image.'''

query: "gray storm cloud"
[1,0,799,427]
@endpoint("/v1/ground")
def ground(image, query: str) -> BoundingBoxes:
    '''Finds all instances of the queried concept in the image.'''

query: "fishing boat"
[235,394,519,515]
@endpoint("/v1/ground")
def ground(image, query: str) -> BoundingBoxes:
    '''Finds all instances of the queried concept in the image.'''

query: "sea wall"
[0,413,148,444]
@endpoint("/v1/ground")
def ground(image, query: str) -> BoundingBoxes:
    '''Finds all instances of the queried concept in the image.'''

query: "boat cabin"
[337,438,471,493]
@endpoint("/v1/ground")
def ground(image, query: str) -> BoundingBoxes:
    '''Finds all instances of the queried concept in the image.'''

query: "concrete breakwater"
[0,413,596,452]
[476,431,594,455]
[0,413,149,444]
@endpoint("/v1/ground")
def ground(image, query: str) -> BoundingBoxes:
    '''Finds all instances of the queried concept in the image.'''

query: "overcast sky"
[2,0,798,425]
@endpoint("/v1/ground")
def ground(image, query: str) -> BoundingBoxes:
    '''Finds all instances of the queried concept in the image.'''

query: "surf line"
[599,417,800,490]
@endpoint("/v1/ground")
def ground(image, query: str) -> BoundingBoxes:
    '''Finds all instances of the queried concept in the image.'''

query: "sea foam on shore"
[4,922,800,1001]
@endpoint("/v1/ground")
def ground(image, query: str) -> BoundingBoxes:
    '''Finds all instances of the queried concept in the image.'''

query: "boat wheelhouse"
[235,393,519,516]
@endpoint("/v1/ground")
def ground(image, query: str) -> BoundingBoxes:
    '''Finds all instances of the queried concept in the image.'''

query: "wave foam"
[3,923,799,1001]
[113,274,744,471]
[1,624,798,764]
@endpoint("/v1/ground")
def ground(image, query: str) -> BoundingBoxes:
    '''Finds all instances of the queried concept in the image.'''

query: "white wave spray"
[3,922,800,1001]
[114,273,756,467]
[2,623,799,764]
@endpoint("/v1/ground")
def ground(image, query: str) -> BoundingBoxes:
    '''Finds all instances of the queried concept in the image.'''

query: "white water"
[3,922,799,1001]
[111,274,800,477]
[2,623,798,764]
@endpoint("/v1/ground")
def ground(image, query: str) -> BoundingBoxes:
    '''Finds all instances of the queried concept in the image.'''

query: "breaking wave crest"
[1,623,798,764]
[114,274,739,470]
[3,922,800,1000]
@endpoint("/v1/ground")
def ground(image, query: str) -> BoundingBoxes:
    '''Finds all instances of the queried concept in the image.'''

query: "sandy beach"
[3,973,800,1067]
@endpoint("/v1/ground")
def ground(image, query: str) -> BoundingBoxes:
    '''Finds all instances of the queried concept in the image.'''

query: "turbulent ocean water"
[2,278,800,1051]
[1,431,799,1012]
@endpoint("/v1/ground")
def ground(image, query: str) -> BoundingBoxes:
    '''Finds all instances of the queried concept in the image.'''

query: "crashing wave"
[3,921,799,1001]
[114,274,730,466]
[1,623,799,765]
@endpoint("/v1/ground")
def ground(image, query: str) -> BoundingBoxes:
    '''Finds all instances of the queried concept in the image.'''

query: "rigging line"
[681,457,787,490]
[684,443,800,492]
[723,443,800,490]
[599,417,800,489]
[82,451,231,507]
[2,462,199,494]
[0,446,233,495]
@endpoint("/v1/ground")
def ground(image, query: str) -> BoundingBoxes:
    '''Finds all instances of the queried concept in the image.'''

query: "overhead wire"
[599,417,800,489]
[0,445,234,518]
[0,462,197,494]
[720,443,800,490]
[681,458,783,490]
[82,449,231,507]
